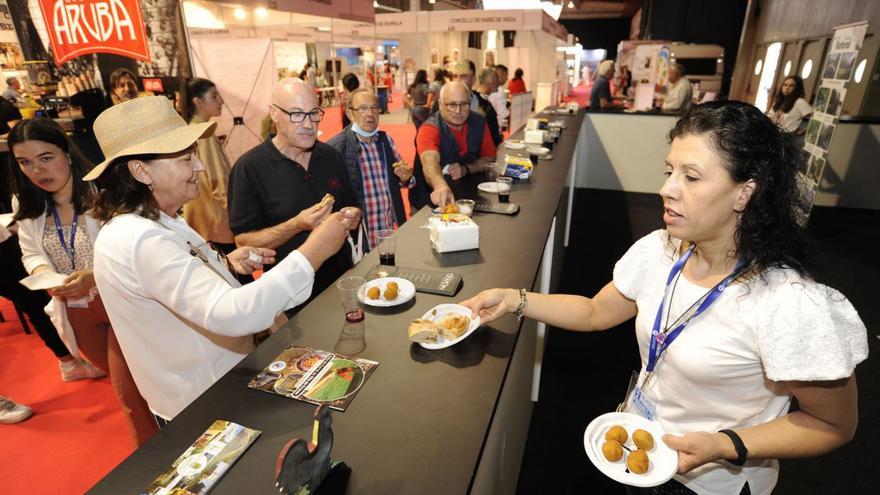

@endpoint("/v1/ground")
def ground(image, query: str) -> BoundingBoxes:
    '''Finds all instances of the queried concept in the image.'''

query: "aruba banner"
[36,0,151,65]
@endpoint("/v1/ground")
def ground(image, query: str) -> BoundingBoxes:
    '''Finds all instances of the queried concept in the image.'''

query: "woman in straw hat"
[86,97,359,421]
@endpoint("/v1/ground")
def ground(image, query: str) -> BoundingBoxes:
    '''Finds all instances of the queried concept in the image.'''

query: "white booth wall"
[396,29,562,96]
[573,113,880,210]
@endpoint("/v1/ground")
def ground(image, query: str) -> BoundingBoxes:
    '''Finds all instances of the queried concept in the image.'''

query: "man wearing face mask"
[327,89,414,250]
[228,78,361,302]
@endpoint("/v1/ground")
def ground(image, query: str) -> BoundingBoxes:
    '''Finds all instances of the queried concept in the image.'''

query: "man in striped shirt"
[328,89,415,249]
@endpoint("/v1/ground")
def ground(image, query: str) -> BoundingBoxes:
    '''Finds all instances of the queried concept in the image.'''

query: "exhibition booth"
[177,4,576,156]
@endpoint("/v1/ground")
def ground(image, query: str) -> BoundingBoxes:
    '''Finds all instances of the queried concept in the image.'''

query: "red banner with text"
[37,0,151,65]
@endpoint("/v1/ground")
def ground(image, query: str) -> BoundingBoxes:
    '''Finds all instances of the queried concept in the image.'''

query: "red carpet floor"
[562,83,592,108]
[0,92,421,494]
[0,297,134,494]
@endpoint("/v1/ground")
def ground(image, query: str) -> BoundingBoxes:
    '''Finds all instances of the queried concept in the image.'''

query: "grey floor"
[516,188,879,494]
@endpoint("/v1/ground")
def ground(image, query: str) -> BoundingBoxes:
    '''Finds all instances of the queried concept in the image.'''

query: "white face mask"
[351,122,378,138]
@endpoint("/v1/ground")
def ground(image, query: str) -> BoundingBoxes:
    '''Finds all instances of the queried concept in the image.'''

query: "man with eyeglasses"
[228,78,362,304]
[431,60,479,115]
[413,81,497,208]
[474,67,503,146]
[328,89,414,250]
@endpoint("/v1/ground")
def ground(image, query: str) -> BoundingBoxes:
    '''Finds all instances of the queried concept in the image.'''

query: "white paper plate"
[555,108,574,114]
[583,412,678,488]
[418,304,481,350]
[548,121,566,128]
[19,271,68,291]
[503,139,527,149]
[527,146,550,155]
[358,277,416,307]
[477,182,499,193]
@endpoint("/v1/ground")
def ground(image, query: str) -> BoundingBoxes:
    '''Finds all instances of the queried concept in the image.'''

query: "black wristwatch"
[718,429,748,466]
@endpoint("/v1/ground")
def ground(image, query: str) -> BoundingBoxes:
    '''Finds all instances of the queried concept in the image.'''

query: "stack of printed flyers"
[248,345,378,411]
[143,420,260,495]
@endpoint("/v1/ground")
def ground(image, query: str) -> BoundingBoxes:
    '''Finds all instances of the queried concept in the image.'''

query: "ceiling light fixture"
[233,7,246,20]
[373,1,379,7]
[255,7,267,18]
[568,1,574,8]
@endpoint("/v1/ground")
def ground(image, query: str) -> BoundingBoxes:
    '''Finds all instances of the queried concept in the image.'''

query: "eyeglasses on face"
[273,104,325,123]
[443,102,470,111]
[349,105,380,114]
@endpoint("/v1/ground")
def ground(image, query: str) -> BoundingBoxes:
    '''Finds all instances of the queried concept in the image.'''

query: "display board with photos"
[799,21,868,219]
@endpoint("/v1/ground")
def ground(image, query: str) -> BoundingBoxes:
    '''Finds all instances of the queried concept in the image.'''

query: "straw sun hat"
[83,96,216,181]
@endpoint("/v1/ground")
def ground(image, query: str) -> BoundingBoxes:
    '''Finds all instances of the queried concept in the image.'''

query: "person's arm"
[419,150,453,203]
[228,159,330,249]
[234,204,331,249]
[460,281,637,331]
[663,374,858,473]
[600,81,623,109]
[416,125,454,205]
[387,136,414,185]
[132,214,351,334]
[15,215,54,275]
[462,122,497,175]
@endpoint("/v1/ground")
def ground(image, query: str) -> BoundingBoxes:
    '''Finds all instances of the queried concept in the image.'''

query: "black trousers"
[627,478,751,495]
[0,235,70,358]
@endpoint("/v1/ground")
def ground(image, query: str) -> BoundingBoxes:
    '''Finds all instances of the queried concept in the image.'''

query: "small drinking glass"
[376,229,396,266]
[337,276,366,322]
[455,199,475,217]
[496,177,513,203]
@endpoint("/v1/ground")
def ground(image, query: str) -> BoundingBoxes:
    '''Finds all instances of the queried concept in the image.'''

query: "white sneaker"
[60,359,107,381]
[0,396,34,424]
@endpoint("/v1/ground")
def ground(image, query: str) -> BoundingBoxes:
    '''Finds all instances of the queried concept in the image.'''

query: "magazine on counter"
[142,420,260,495]
[247,345,378,411]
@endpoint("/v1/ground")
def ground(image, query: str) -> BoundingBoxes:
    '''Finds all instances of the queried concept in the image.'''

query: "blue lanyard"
[51,206,78,271]
[646,244,745,373]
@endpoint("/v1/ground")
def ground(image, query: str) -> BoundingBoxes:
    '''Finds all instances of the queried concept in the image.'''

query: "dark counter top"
[87,109,584,495]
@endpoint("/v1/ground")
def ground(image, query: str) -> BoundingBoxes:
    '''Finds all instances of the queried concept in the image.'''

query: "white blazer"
[14,196,101,359]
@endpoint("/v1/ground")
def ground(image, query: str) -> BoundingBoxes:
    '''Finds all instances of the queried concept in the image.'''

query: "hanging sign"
[36,0,151,65]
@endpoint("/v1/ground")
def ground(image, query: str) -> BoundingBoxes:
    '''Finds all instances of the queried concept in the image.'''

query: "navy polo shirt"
[228,138,357,298]
[590,75,611,110]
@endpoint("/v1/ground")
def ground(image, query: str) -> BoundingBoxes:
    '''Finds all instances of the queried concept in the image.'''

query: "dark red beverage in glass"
[346,309,365,323]
[379,253,395,266]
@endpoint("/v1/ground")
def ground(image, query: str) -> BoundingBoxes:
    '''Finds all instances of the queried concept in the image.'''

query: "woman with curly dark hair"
[462,101,867,494]
[767,76,812,133]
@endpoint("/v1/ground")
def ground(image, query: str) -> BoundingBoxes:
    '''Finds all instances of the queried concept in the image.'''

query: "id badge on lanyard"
[619,370,657,420]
